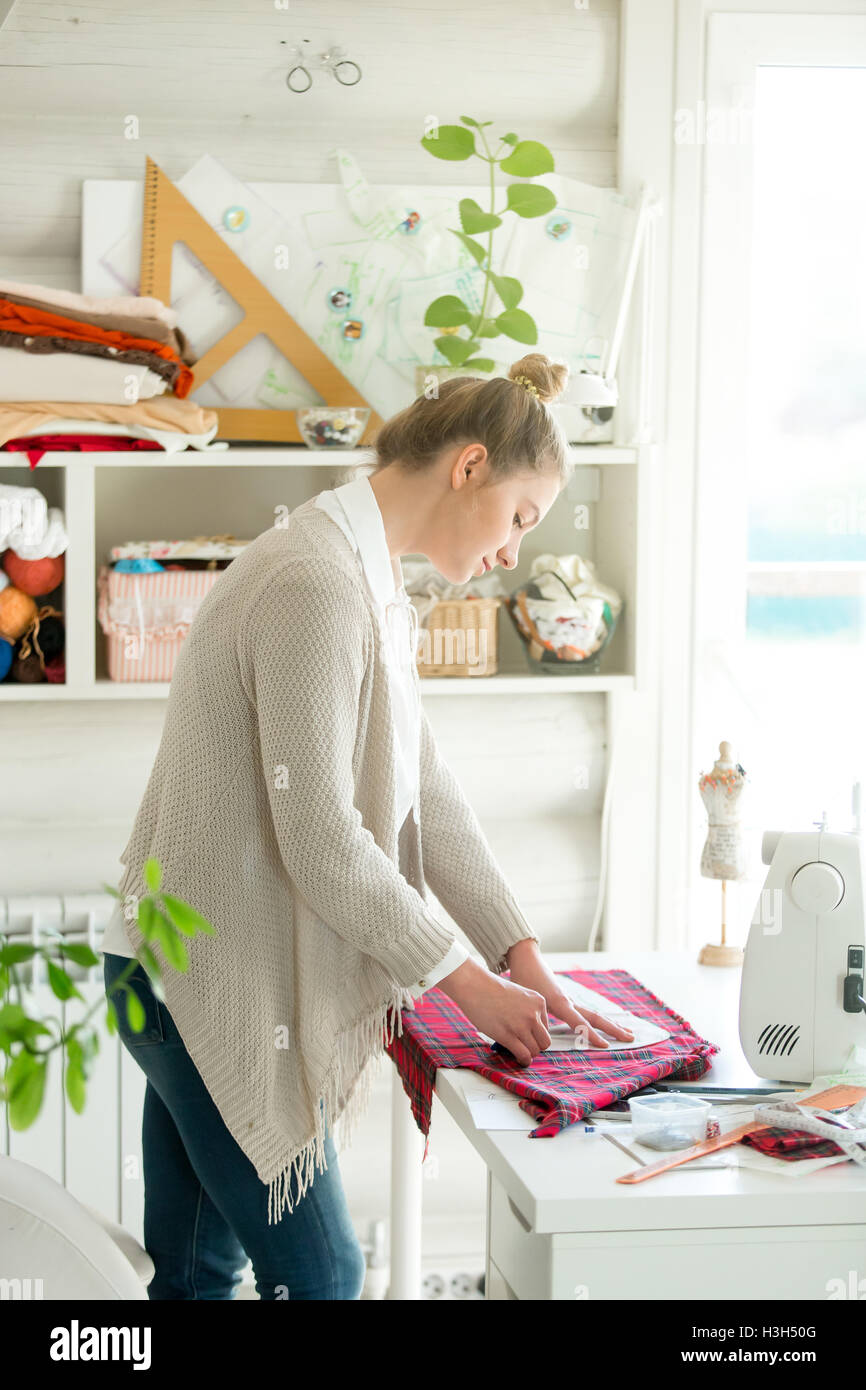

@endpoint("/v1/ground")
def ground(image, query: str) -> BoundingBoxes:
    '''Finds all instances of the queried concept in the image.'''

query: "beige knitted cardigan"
[116,494,539,1223]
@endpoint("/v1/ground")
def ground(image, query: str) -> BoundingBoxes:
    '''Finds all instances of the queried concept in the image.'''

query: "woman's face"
[427,442,562,585]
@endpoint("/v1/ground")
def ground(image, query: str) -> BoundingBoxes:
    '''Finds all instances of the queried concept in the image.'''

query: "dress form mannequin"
[697,740,747,967]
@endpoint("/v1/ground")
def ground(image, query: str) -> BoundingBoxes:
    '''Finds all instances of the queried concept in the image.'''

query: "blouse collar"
[327,473,405,611]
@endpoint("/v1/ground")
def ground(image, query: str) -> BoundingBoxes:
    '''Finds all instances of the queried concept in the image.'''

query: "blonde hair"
[372,353,572,485]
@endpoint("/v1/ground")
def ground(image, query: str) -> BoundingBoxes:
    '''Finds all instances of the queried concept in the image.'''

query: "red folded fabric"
[0,433,164,468]
[384,968,719,1156]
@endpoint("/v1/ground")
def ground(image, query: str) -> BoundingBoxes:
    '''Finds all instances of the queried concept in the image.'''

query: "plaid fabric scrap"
[384,968,719,1155]
[742,1128,849,1161]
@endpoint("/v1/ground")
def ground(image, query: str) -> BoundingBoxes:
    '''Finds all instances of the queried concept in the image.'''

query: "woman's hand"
[437,955,552,1066]
[504,938,634,1050]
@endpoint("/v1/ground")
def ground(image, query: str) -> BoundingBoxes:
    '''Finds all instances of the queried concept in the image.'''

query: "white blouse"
[102,476,469,998]
[313,477,468,998]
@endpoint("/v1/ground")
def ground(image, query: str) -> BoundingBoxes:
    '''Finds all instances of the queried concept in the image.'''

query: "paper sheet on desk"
[461,1078,535,1131]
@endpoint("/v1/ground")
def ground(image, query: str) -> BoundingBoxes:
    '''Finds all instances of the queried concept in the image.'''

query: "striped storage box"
[97,564,222,681]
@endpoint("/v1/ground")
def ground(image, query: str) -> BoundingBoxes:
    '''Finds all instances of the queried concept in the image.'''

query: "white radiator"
[0,892,147,1243]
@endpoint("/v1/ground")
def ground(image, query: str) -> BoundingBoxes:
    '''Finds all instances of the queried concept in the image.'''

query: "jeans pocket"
[104,954,165,1047]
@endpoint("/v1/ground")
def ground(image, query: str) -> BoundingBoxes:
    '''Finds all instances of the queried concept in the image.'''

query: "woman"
[102,351,633,1301]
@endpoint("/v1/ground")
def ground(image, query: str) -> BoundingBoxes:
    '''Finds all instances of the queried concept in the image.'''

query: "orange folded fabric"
[0,297,194,399]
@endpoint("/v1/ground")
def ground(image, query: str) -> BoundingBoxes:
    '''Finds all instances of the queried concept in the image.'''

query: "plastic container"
[627,1092,712,1150]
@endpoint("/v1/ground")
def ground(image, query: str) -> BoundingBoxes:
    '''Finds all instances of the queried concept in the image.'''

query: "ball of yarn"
[11,649,44,683]
[35,614,65,660]
[44,653,66,684]
[0,637,13,681]
[2,549,64,597]
[0,586,37,641]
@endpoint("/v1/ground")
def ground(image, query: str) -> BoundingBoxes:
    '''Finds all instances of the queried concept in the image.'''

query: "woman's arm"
[242,560,460,988]
[417,703,541,974]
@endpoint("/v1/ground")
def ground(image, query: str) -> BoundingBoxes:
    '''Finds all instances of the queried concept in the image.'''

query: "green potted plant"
[416,115,557,390]
[0,858,214,1131]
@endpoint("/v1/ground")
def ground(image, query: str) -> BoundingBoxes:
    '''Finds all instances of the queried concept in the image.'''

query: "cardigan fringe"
[266,983,409,1225]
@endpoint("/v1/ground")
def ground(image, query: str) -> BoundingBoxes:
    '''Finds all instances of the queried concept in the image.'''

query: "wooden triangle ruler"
[138,156,382,444]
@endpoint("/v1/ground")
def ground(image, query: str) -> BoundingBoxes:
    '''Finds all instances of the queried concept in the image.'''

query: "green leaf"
[500,132,519,145]
[460,115,480,127]
[124,984,146,1033]
[102,883,122,899]
[0,1004,52,1050]
[56,943,101,969]
[476,318,502,339]
[423,295,473,329]
[461,358,497,372]
[65,1056,86,1114]
[161,893,216,939]
[499,140,555,177]
[458,198,501,235]
[505,183,558,219]
[420,124,475,161]
[143,857,162,893]
[449,229,486,265]
[495,308,539,345]
[46,959,83,1004]
[137,895,156,940]
[7,1050,47,1130]
[489,272,523,309]
[0,943,39,967]
[105,999,118,1036]
[0,1002,28,1031]
[154,913,189,972]
[137,945,166,1001]
[434,335,475,366]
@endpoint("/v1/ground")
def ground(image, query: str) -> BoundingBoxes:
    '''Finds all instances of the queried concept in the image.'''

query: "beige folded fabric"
[0,277,177,328]
[0,345,168,403]
[0,328,182,388]
[0,395,219,446]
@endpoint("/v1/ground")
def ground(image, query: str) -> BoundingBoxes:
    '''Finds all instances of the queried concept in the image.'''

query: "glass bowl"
[295,407,370,449]
[505,569,620,675]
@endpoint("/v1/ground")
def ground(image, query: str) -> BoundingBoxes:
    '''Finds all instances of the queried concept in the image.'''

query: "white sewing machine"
[739,811,866,1082]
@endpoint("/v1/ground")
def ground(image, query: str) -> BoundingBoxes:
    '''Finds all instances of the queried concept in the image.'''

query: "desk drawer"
[488,1174,866,1301]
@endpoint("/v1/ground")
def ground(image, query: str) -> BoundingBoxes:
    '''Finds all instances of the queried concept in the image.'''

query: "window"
[691,17,866,945]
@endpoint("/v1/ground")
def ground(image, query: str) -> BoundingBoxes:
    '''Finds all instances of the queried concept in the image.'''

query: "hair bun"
[507,353,569,405]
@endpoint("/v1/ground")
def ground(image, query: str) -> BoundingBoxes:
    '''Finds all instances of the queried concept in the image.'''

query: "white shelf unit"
[0,443,649,702]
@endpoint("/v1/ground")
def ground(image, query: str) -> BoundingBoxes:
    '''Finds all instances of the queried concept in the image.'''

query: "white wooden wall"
[0,0,624,1271]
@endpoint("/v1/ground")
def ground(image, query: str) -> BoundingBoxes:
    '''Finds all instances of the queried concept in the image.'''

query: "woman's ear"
[451,443,489,488]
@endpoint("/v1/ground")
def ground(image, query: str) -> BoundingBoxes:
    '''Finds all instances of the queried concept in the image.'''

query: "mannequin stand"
[698,879,744,967]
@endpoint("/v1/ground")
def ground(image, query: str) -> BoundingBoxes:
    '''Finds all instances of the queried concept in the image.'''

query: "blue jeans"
[103,952,367,1301]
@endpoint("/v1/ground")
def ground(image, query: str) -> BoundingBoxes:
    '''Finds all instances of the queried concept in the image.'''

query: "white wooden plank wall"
[0,0,619,283]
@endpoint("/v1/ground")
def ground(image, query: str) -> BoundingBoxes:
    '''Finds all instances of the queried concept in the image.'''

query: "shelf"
[0,444,639,468]
[1,441,646,700]
[0,671,635,700]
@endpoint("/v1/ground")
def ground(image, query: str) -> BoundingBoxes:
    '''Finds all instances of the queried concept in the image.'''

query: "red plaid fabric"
[384,968,719,1155]
[742,1128,848,1161]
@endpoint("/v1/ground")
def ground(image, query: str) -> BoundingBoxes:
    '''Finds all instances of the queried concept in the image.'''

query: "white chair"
[0,1153,152,1299]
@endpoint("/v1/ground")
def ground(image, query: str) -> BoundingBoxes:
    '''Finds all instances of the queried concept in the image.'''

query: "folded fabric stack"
[0,279,225,465]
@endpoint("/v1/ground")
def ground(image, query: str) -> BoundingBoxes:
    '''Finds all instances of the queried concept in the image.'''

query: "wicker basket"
[414,596,501,677]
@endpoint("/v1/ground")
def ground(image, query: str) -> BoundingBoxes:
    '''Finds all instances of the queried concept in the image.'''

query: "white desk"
[389,950,866,1300]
